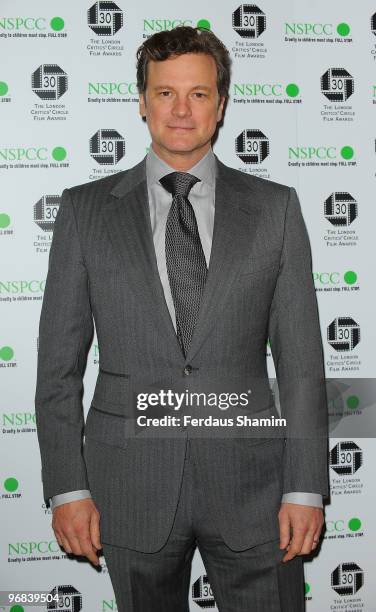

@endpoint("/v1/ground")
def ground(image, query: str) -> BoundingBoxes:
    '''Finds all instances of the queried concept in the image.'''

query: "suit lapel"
[185,159,262,363]
[106,158,185,361]
[105,155,263,365]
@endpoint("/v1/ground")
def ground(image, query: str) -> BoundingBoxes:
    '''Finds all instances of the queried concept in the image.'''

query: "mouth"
[168,126,195,130]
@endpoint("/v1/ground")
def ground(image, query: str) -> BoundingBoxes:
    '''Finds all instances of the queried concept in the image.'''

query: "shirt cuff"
[50,490,92,511]
[281,492,323,508]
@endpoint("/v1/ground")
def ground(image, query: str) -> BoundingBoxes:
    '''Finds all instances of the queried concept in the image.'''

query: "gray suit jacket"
[35,154,329,553]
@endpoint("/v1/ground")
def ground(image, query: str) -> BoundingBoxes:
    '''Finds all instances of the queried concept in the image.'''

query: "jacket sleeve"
[268,186,329,499]
[35,188,94,504]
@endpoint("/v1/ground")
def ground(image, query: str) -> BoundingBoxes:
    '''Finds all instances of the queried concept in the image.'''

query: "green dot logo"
[341,146,354,160]
[50,17,65,31]
[305,582,311,595]
[337,23,350,37]
[0,81,8,96]
[52,147,67,161]
[197,19,211,30]
[286,83,299,98]
[10,606,24,612]
[4,477,19,492]
[0,346,14,361]
[0,213,11,228]
[348,517,361,532]
[344,270,357,285]
[347,395,359,410]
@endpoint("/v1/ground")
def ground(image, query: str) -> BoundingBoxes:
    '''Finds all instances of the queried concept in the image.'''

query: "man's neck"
[150,142,211,171]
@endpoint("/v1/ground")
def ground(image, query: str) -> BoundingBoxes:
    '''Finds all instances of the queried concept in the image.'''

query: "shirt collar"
[146,144,216,189]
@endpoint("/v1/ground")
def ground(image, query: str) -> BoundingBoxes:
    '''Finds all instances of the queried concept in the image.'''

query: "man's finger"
[278,512,291,550]
[90,511,102,551]
[282,529,305,562]
[54,529,63,548]
[59,534,73,554]
[311,529,322,551]
[79,534,100,566]
[299,530,317,555]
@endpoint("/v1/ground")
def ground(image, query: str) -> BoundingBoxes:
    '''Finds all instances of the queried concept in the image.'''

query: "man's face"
[139,52,225,162]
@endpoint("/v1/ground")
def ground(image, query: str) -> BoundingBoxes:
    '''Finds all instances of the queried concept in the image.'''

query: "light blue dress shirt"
[50,146,322,511]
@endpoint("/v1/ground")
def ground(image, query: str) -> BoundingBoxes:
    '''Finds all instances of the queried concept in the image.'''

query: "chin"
[163,141,198,153]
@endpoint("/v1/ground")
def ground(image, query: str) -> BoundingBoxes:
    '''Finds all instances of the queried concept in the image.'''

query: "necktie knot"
[159,171,201,198]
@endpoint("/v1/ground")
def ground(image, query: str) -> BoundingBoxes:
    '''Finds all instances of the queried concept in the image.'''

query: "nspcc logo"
[0,146,67,163]
[236,129,269,163]
[192,574,215,608]
[232,5,266,38]
[330,441,362,475]
[285,22,351,38]
[327,317,360,351]
[321,68,354,102]
[31,64,67,100]
[34,195,59,231]
[325,193,358,226]
[0,16,65,32]
[331,563,364,596]
[90,129,125,165]
[88,1,123,36]
[288,145,355,162]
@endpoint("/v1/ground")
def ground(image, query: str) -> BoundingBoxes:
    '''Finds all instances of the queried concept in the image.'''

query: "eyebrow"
[153,85,212,91]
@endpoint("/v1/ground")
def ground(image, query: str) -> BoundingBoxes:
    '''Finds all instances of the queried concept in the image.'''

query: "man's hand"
[278,503,324,562]
[52,498,102,566]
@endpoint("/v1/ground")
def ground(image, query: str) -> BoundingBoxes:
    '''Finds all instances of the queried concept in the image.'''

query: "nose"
[171,95,192,117]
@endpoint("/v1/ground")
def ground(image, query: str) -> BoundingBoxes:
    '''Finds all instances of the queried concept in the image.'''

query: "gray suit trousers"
[101,438,305,612]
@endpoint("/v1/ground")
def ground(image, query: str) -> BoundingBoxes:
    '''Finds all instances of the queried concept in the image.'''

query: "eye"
[160,91,171,97]
[193,92,206,98]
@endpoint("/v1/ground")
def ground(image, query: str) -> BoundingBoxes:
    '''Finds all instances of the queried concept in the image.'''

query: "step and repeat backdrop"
[1,1,376,610]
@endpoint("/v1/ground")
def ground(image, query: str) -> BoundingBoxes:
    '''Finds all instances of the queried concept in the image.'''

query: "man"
[35,26,328,611]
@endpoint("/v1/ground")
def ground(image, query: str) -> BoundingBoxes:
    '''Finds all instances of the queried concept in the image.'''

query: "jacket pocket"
[84,404,131,449]
[91,367,131,416]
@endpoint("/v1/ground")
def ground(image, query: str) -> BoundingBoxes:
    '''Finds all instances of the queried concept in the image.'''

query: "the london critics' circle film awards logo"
[370,13,376,59]
[87,1,123,35]
[34,195,59,232]
[327,317,360,352]
[231,5,267,59]
[331,563,364,596]
[49,585,82,611]
[371,12,376,38]
[330,441,363,476]
[90,129,125,165]
[323,192,359,248]
[321,68,354,102]
[325,192,358,226]
[31,64,68,100]
[235,129,269,164]
[232,4,266,38]
[191,574,215,608]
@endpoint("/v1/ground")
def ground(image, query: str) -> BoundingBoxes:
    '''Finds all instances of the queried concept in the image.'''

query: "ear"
[139,92,146,118]
[217,96,225,122]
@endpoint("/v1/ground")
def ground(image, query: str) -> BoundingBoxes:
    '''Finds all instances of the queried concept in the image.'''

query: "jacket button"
[183,365,193,376]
